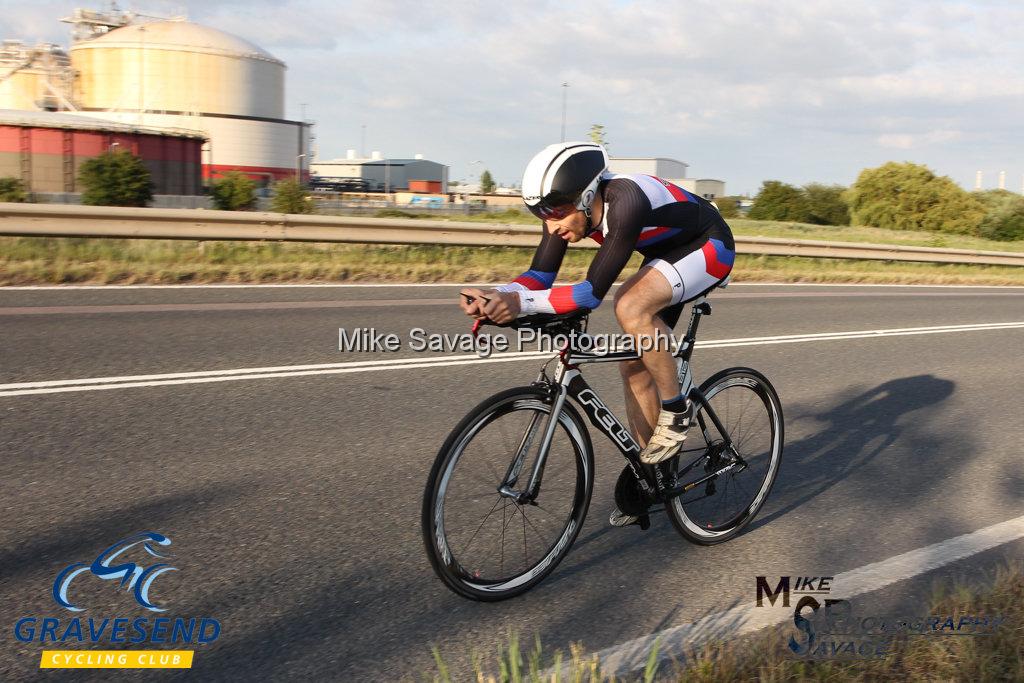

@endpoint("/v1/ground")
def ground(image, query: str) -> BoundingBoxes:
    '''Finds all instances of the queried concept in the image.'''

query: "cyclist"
[459,142,735,524]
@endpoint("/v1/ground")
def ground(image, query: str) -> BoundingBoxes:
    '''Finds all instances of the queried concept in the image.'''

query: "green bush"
[802,183,850,225]
[479,169,496,194]
[78,150,154,207]
[846,162,984,234]
[270,178,313,214]
[713,196,740,218]
[748,181,810,222]
[209,171,257,211]
[975,189,1024,241]
[0,177,27,202]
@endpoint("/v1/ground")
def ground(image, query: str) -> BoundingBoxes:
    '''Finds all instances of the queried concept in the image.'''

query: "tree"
[748,181,810,222]
[0,177,27,202]
[210,171,257,211]
[975,189,1024,241]
[802,183,850,226]
[588,124,608,148]
[78,149,154,207]
[479,169,496,194]
[270,178,313,214]
[846,162,985,234]
[713,196,740,218]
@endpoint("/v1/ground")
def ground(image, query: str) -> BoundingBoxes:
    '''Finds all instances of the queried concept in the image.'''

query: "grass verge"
[371,210,1024,254]
[429,561,1023,681]
[2,237,1024,286]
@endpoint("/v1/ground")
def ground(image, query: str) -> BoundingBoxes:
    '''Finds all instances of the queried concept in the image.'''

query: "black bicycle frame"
[505,297,740,504]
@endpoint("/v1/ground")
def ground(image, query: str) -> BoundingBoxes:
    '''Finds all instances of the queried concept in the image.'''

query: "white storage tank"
[70,20,284,118]
[69,19,308,184]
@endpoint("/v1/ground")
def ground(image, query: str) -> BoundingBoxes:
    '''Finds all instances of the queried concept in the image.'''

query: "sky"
[3,0,1023,195]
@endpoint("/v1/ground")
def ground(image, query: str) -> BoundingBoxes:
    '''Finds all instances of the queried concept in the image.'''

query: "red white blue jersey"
[498,173,735,315]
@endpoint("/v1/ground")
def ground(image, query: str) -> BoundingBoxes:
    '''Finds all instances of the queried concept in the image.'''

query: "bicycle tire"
[422,386,594,601]
[666,367,784,545]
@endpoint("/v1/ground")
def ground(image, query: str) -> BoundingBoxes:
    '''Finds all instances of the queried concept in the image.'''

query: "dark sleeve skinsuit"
[497,173,735,325]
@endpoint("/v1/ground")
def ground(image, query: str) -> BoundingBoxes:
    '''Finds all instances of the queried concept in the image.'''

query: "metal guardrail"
[2,202,1023,267]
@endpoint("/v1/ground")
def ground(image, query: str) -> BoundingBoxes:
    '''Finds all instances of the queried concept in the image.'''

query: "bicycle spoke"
[475,500,523,575]
[500,498,507,574]
[736,420,769,452]
[730,471,755,504]
[515,503,554,550]
[457,496,505,556]
[427,394,592,596]
[729,390,757,447]
[522,507,528,568]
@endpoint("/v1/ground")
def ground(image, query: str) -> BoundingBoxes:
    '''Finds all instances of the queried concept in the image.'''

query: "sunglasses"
[526,191,581,221]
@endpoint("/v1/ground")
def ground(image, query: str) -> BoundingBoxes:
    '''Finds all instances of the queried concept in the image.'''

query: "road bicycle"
[421,286,784,601]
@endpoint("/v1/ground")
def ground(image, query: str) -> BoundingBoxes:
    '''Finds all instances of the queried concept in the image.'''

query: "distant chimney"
[347,149,356,160]
[999,171,1006,190]
[371,151,382,160]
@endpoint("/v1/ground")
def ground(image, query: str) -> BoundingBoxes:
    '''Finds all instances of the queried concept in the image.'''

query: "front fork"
[497,367,570,504]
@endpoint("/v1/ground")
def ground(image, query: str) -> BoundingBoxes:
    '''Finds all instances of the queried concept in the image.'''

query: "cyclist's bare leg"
[615,266,694,464]
[614,267,680,407]
[618,358,658,447]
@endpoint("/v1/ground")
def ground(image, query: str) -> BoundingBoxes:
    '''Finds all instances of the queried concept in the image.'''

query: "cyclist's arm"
[512,181,649,316]
[494,226,567,293]
[514,218,642,317]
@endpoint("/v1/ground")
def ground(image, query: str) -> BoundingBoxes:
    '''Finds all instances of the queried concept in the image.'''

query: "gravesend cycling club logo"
[12,531,221,670]
[54,531,177,612]
[755,575,1005,660]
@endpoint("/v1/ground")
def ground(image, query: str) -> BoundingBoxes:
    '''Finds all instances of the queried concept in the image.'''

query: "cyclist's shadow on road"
[740,373,956,531]
[569,373,956,563]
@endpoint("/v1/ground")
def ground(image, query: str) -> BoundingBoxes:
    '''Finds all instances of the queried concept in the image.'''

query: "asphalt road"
[1,282,1022,681]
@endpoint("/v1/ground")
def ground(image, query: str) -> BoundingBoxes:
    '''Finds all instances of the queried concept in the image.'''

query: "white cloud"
[878,129,963,149]
[2,0,1022,191]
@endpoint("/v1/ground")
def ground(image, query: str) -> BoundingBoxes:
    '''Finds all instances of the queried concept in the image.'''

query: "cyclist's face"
[545,208,587,242]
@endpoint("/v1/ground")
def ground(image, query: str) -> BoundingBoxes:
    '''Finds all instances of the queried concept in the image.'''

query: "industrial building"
[0,108,203,194]
[0,6,310,191]
[311,151,448,193]
[0,41,74,111]
[609,157,690,184]
[609,156,726,199]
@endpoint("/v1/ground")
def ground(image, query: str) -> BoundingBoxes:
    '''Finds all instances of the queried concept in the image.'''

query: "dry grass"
[729,218,1024,253]
[365,210,1024,253]
[1,236,1023,287]
[428,561,1023,682]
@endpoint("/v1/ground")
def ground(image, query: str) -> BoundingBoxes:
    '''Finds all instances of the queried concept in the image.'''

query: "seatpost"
[675,297,710,363]
[675,297,711,397]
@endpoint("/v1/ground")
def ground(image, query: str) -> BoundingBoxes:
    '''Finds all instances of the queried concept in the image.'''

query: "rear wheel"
[666,368,783,544]
[422,387,594,601]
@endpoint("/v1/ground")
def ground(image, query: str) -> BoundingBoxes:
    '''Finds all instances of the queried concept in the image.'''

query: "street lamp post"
[560,82,569,142]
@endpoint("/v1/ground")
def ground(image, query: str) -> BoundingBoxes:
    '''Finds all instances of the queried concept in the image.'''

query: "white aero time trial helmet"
[521,142,609,221]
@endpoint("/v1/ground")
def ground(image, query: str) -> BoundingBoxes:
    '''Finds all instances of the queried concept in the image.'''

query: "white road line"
[0,283,498,290]
[0,351,550,390]
[2,321,1022,397]
[588,513,1024,678]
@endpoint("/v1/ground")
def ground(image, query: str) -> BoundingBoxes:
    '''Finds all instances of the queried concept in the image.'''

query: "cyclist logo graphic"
[52,532,177,613]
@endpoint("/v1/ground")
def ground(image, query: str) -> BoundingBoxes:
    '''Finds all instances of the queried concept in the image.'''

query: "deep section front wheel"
[422,386,594,601]
[666,367,783,544]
